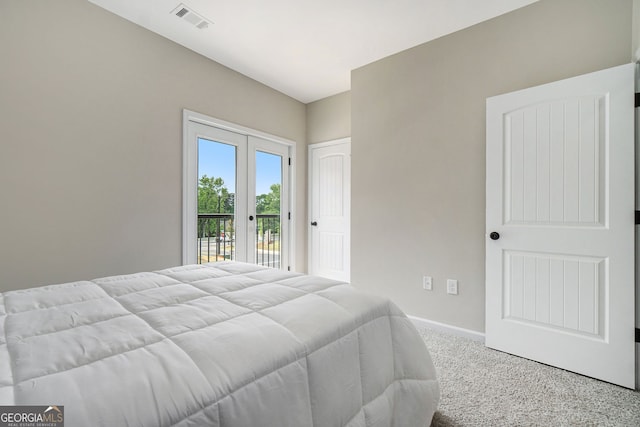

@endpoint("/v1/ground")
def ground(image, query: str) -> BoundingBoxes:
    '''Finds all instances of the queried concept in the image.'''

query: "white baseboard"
[408,315,485,342]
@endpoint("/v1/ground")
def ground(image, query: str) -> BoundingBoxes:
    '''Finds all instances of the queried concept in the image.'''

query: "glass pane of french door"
[254,150,282,268]
[197,138,236,263]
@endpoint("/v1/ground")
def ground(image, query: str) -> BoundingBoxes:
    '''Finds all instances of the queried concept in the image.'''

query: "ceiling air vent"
[171,3,212,30]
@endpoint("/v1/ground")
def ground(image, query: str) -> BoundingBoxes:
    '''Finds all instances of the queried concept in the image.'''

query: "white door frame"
[308,137,351,281]
[182,109,296,270]
[635,63,640,390]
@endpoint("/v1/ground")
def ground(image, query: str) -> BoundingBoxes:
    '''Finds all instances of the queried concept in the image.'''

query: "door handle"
[489,232,500,240]
[249,215,254,221]
[311,221,318,226]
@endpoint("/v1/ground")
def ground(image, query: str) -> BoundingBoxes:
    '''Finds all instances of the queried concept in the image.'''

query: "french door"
[248,137,290,267]
[183,113,291,269]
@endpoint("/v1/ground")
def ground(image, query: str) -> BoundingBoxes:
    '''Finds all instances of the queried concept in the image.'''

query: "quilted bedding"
[0,261,439,426]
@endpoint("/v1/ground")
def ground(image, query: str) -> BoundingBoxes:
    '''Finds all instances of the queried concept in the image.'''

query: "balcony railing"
[198,214,234,263]
[197,213,280,269]
[255,214,280,269]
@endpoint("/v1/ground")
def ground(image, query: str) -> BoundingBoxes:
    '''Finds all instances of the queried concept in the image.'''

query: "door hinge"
[288,157,291,166]
[635,93,640,108]
[288,212,291,220]
[636,328,640,343]
[288,266,291,271]
[636,210,640,225]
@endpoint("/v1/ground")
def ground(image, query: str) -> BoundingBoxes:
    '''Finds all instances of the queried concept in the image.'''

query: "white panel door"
[309,140,350,281]
[486,63,635,388]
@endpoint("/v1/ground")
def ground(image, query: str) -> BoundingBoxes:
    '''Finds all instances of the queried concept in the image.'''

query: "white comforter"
[0,262,439,426]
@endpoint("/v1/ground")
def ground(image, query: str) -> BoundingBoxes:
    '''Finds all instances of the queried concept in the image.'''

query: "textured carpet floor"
[417,327,640,426]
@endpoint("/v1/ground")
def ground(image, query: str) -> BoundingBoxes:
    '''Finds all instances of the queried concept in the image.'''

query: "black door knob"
[249,215,254,221]
[311,221,318,226]
[489,232,500,240]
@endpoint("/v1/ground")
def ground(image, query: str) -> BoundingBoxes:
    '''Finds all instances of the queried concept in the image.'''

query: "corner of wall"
[633,0,640,60]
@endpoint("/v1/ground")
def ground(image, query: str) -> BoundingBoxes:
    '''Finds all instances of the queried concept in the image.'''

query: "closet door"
[309,139,351,282]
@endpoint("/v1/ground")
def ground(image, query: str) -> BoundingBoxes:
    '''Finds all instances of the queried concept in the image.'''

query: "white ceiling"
[88,0,538,103]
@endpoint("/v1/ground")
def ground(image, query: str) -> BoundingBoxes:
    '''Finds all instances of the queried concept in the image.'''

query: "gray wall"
[0,0,306,289]
[351,0,633,332]
[306,92,351,144]
[634,0,640,59]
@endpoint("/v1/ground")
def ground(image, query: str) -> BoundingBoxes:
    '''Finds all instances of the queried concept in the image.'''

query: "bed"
[0,261,439,426]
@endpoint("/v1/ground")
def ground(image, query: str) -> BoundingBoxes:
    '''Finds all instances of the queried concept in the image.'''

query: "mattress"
[0,261,439,426]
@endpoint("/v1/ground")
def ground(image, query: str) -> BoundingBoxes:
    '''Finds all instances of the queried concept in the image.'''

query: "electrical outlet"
[446,279,458,295]
[423,276,432,291]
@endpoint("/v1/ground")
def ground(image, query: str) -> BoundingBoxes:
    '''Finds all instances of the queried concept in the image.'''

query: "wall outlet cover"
[446,279,458,295]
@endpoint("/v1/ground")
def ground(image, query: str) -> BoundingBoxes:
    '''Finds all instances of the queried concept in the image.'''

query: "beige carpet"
[417,327,640,426]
